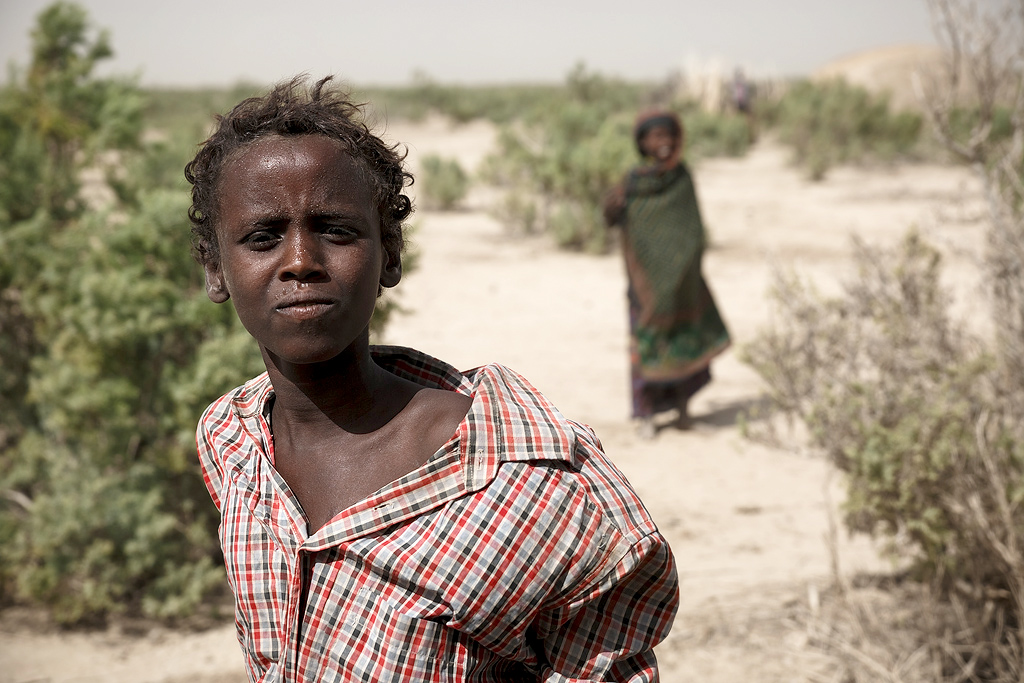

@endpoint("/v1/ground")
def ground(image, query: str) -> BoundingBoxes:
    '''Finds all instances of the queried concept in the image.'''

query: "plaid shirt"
[197,346,678,682]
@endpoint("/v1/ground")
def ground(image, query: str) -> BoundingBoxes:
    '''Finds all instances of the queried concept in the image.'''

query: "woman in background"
[604,110,730,438]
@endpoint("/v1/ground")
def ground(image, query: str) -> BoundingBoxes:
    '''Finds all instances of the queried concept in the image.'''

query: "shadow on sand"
[690,395,773,430]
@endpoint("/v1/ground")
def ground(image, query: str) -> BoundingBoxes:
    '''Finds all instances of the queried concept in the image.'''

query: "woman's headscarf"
[633,110,684,170]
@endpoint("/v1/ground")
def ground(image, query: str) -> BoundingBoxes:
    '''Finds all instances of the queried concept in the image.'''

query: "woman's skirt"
[627,289,729,419]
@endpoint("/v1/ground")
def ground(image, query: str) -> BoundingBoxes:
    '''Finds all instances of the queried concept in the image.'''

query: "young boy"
[188,76,678,682]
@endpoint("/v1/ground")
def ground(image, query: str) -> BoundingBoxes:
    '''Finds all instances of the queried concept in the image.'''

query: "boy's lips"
[274,294,336,319]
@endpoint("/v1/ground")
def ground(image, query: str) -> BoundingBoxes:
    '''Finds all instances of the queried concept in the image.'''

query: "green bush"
[480,66,753,251]
[0,3,263,624]
[682,109,753,159]
[0,186,264,622]
[774,78,923,180]
[0,4,418,627]
[418,154,469,210]
[0,6,142,224]
[490,189,540,235]
[479,67,640,251]
[482,109,635,251]
[744,231,1024,624]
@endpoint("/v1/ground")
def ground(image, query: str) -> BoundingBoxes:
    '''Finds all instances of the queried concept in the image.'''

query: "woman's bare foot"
[674,404,692,430]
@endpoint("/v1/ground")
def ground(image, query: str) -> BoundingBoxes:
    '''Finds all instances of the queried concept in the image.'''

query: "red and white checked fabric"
[197,346,679,682]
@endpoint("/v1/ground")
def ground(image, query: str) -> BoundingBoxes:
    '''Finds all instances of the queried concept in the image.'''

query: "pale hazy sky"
[1,0,937,87]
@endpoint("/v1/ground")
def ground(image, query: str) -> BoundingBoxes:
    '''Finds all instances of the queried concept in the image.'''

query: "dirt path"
[0,118,986,683]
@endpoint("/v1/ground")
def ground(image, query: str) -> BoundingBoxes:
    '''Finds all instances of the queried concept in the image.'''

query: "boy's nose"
[279,231,325,282]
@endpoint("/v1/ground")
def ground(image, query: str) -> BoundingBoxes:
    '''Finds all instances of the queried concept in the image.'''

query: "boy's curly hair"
[185,75,413,267]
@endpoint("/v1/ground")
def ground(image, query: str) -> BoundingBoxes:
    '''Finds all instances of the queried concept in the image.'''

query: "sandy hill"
[813,43,944,110]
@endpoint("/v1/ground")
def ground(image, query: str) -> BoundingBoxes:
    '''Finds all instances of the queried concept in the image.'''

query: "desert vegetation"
[744,0,1024,679]
[477,65,756,251]
[417,153,470,210]
[470,64,925,250]
[0,2,268,624]
[769,77,924,180]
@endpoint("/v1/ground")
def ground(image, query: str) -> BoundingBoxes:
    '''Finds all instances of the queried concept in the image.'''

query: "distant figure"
[730,68,752,114]
[604,111,730,438]
[730,68,757,140]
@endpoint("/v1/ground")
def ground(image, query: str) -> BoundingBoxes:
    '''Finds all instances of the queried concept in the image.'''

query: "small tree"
[0,0,141,464]
[0,2,141,223]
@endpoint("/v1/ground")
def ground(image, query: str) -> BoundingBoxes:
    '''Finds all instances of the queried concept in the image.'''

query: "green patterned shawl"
[623,162,730,380]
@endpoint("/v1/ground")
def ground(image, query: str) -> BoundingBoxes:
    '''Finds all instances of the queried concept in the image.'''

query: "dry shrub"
[661,577,1021,681]
[747,225,1024,678]
[917,0,1024,384]
[746,233,1021,570]
[745,234,1024,677]
[418,154,469,211]
[774,78,923,180]
[797,577,1024,682]
[745,2,1024,677]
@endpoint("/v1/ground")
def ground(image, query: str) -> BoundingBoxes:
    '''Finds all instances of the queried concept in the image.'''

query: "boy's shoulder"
[371,346,572,442]
[401,350,658,540]
[200,371,273,426]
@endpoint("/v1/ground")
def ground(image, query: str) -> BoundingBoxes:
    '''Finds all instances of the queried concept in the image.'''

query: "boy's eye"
[323,224,357,241]
[242,230,279,250]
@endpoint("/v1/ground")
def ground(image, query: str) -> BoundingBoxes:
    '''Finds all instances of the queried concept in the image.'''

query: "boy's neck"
[261,343,416,435]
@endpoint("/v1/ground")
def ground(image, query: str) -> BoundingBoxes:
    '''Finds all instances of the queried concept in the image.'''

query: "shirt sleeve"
[535,529,678,682]
[195,400,228,511]
[521,422,680,682]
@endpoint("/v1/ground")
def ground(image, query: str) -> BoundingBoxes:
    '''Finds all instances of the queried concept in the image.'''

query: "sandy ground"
[0,116,988,683]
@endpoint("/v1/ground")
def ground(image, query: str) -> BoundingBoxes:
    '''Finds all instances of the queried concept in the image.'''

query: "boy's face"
[204,134,401,366]
[640,125,678,162]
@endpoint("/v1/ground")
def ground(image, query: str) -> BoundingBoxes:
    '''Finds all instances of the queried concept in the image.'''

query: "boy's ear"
[204,260,230,303]
[380,250,402,289]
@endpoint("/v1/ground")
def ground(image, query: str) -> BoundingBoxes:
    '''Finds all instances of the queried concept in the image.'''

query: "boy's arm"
[534,531,678,682]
